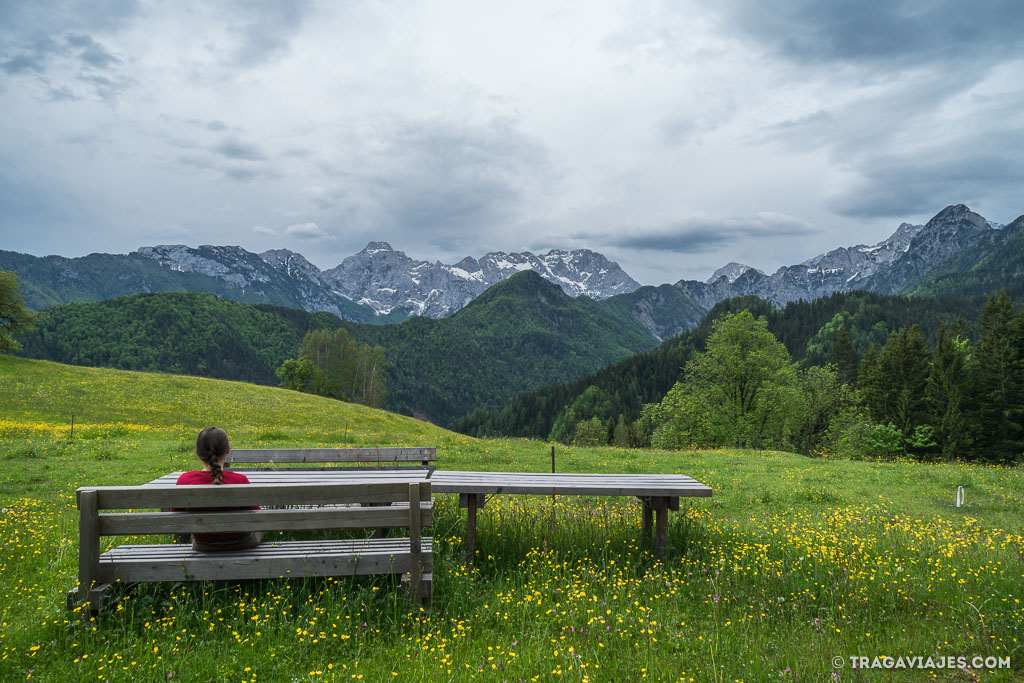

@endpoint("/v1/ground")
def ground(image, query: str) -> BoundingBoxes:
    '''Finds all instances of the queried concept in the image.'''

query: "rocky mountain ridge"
[320,242,640,317]
[674,204,996,309]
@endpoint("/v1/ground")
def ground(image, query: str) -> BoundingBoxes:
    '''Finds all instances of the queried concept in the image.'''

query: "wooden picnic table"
[145,470,712,561]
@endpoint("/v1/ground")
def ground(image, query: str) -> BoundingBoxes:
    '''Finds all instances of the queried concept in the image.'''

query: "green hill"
[15,271,660,426]
[0,354,447,447]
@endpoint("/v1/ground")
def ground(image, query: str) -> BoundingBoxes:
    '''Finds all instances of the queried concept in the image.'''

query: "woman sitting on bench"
[175,427,263,552]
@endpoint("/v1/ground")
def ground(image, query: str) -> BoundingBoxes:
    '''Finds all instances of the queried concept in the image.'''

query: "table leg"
[466,494,477,566]
[654,498,668,559]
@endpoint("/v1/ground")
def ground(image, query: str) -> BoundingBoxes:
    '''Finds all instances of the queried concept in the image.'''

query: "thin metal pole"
[551,445,555,506]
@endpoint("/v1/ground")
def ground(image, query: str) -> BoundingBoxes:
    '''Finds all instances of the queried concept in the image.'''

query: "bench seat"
[96,537,434,583]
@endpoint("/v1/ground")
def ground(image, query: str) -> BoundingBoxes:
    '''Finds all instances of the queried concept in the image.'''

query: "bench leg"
[465,495,477,566]
[402,572,432,607]
[67,583,113,614]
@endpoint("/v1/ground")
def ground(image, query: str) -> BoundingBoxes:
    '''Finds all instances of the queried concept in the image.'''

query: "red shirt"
[174,469,258,542]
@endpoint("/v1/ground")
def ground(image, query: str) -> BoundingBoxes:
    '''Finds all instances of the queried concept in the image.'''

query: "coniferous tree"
[975,291,1023,461]
[890,325,931,439]
[831,327,857,385]
[868,326,930,438]
[858,343,885,423]
[926,324,972,460]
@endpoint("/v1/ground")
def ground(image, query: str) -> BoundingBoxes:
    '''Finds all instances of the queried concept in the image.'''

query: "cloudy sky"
[1,0,1022,284]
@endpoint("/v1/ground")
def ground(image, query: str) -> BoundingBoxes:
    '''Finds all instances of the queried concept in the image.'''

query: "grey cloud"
[223,167,262,182]
[600,214,818,254]
[1,54,46,75]
[173,117,232,132]
[713,0,1024,68]
[214,137,266,161]
[66,34,121,69]
[46,85,82,101]
[760,66,982,157]
[0,0,140,35]
[1,30,131,101]
[170,130,272,182]
[830,151,1024,219]
[828,94,1024,219]
[177,154,270,183]
[225,0,311,68]
[0,35,62,75]
[0,1,138,71]
[78,72,133,102]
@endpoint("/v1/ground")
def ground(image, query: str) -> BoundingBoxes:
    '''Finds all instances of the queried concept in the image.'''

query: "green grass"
[1,355,1022,681]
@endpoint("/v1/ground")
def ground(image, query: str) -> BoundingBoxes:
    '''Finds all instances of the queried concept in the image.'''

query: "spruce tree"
[831,327,857,385]
[926,324,972,460]
[858,344,885,423]
[887,325,931,440]
[975,291,1023,461]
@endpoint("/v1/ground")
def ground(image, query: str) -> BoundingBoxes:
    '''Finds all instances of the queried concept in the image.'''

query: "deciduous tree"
[0,269,35,353]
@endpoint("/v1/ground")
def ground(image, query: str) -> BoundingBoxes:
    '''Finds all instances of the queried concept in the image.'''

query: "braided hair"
[195,426,230,484]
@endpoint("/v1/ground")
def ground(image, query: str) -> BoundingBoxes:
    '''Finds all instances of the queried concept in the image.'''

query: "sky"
[1,0,1022,285]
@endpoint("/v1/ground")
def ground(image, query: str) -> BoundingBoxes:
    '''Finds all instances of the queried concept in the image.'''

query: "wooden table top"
[147,469,711,498]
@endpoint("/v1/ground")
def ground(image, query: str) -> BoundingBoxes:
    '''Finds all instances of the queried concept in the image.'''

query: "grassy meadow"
[1,354,1022,681]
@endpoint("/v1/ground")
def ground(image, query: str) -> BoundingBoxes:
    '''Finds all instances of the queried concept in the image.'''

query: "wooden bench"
[227,447,436,471]
[69,480,432,613]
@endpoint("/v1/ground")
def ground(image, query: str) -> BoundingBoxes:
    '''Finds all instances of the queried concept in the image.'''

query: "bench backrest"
[227,447,436,469]
[77,481,432,537]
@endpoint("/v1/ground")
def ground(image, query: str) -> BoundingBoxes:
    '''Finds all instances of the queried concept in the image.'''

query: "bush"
[836,421,904,460]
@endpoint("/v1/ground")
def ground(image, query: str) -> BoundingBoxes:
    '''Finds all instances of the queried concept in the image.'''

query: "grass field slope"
[1,356,1022,681]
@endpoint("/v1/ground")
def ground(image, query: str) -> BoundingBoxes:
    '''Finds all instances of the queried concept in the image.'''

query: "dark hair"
[196,427,230,484]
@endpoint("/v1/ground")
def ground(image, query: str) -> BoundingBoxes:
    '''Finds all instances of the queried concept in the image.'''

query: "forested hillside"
[452,290,992,443]
[16,292,334,384]
[15,272,660,425]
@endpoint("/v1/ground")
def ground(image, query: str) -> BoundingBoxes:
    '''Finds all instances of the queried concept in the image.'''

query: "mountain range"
[673,205,1008,309]
[2,204,1022,341]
